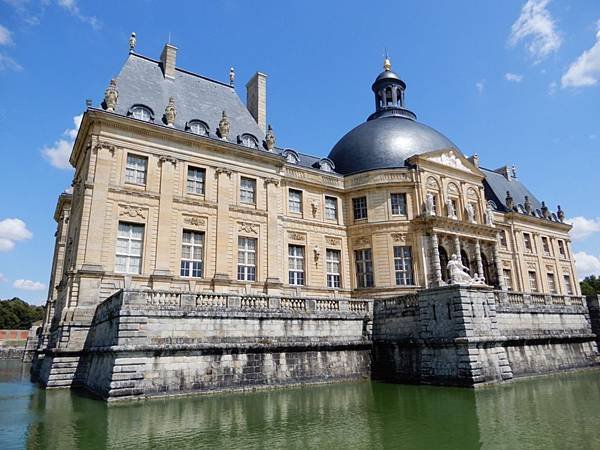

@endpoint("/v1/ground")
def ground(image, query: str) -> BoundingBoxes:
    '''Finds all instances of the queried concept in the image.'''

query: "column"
[153,156,176,276]
[453,235,461,258]
[475,240,484,280]
[493,241,506,291]
[431,233,443,286]
[265,178,282,290]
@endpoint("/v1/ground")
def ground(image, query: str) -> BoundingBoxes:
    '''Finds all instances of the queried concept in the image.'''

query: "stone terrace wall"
[78,290,373,401]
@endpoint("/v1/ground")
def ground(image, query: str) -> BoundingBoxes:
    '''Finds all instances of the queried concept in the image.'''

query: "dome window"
[239,133,259,149]
[129,105,153,122]
[282,149,299,164]
[187,120,209,136]
[316,158,335,173]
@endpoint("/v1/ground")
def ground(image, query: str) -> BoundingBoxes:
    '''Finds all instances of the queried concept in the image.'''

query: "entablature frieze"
[414,216,497,242]
[109,185,161,201]
[344,169,415,190]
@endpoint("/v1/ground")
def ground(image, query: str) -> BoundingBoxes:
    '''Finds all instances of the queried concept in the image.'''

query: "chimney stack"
[246,72,267,133]
[160,43,177,79]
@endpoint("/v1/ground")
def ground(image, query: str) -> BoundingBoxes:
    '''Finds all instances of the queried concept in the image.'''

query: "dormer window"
[187,120,209,136]
[240,134,259,149]
[130,105,153,122]
[282,149,299,164]
[317,158,335,173]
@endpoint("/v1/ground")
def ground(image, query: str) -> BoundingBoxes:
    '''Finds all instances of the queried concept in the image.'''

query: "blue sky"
[0,0,599,303]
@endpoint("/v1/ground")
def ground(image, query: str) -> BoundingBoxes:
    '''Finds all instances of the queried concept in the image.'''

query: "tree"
[580,275,600,296]
[0,298,45,329]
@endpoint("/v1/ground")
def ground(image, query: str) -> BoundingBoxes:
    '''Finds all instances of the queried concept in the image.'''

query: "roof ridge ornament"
[557,205,565,222]
[164,96,176,127]
[505,191,514,211]
[383,55,392,71]
[129,32,136,53]
[264,124,276,152]
[103,79,118,112]
[218,111,230,141]
[229,67,235,87]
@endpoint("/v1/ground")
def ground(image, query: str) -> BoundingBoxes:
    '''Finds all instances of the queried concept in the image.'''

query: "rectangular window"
[542,237,551,256]
[523,233,533,252]
[240,177,256,204]
[558,240,567,258]
[325,196,338,221]
[393,246,414,286]
[237,237,257,281]
[326,249,341,288]
[180,230,204,278]
[115,222,144,274]
[390,193,407,216]
[125,154,147,185]
[353,196,368,220]
[187,166,206,195]
[355,248,374,288]
[288,245,305,285]
[547,273,557,294]
[499,230,508,248]
[563,274,573,295]
[503,269,513,291]
[288,189,303,214]
[528,270,538,293]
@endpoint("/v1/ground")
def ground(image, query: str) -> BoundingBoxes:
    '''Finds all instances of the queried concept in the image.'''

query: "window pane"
[391,193,407,215]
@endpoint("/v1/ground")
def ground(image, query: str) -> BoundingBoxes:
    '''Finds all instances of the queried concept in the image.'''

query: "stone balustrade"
[493,290,585,308]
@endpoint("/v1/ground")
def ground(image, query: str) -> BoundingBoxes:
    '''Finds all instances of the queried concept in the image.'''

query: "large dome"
[328,116,458,175]
[327,59,459,175]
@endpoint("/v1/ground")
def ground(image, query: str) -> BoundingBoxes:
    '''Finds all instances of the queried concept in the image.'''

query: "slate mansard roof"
[96,49,563,223]
[110,53,265,143]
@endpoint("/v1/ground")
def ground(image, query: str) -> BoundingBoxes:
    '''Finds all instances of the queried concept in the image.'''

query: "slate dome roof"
[328,61,459,175]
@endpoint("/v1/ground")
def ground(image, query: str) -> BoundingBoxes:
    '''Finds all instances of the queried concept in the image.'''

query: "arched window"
[316,158,335,173]
[240,134,259,149]
[130,105,153,122]
[385,87,393,106]
[187,120,209,136]
[481,253,495,286]
[439,246,449,282]
[282,149,299,164]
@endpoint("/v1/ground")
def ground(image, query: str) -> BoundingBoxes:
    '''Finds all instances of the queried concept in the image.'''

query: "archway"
[438,246,449,282]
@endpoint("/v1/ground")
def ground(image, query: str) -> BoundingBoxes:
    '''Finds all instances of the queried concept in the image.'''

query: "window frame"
[563,274,573,295]
[541,236,551,256]
[237,236,257,282]
[352,196,368,221]
[528,270,538,293]
[186,166,206,196]
[288,189,303,215]
[240,176,257,205]
[115,222,144,274]
[129,105,153,122]
[393,245,414,286]
[180,230,204,278]
[187,120,209,136]
[355,248,374,288]
[124,153,148,186]
[288,244,305,285]
[240,133,259,149]
[326,248,341,288]
[502,268,513,291]
[523,233,533,252]
[324,196,338,221]
[390,193,407,216]
[547,272,557,294]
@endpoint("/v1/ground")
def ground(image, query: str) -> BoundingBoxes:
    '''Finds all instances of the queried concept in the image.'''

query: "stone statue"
[541,201,550,219]
[218,111,230,140]
[265,124,276,151]
[471,273,486,285]
[425,193,435,216]
[524,196,532,215]
[506,191,514,211]
[557,205,565,222]
[446,199,457,219]
[164,96,176,127]
[129,32,136,52]
[313,245,320,264]
[485,203,494,226]
[104,79,118,112]
[447,254,474,285]
[465,203,475,223]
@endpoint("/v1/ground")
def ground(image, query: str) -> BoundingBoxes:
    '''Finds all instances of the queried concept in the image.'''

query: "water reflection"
[1,360,599,449]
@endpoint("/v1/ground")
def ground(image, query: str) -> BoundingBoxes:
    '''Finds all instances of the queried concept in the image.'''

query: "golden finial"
[383,49,391,71]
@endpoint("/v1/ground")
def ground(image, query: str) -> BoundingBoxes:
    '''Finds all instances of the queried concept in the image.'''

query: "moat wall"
[372,286,598,387]
[35,291,373,401]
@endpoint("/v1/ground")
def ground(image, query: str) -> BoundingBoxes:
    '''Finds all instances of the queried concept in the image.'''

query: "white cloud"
[508,0,562,62]
[0,24,13,45]
[574,251,600,279]
[13,279,46,291]
[0,273,6,283]
[476,79,485,93]
[0,53,22,71]
[561,24,600,88]
[505,72,524,82]
[0,218,32,252]
[41,114,82,169]
[57,0,100,30]
[567,216,600,241]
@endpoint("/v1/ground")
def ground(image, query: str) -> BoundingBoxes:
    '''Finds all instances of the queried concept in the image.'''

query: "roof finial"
[383,48,391,71]
[229,67,235,86]
[129,32,136,53]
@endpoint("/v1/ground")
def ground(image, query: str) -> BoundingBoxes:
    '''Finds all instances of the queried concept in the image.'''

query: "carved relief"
[429,151,469,172]
[264,177,280,187]
[354,236,370,247]
[447,182,459,196]
[311,200,320,218]
[288,232,305,242]
[325,236,342,246]
[426,176,440,190]
[391,232,407,242]
[466,187,479,200]
[527,262,537,270]
[214,167,233,178]
[502,260,512,268]
[92,142,117,156]
[238,222,259,234]
[183,216,206,227]
[158,155,177,166]
[119,205,146,219]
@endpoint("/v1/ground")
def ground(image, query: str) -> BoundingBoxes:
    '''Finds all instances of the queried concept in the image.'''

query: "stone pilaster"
[212,168,233,288]
[265,178,282,293]
[152,156,177,280]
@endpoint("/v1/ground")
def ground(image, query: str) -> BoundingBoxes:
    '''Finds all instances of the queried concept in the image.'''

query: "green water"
[1,361,600,449]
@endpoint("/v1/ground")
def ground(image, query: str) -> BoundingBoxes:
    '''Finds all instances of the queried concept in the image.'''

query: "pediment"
[410,149,482,177]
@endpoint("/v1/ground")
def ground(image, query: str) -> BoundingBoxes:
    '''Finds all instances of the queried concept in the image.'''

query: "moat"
[2,361,600,449]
